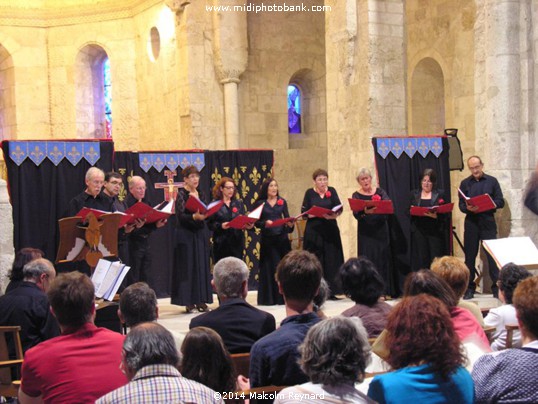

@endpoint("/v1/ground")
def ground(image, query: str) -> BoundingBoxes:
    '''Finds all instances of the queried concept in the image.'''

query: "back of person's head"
[513,276,538,339]
[180,327,236,393]
[122,322,179,379]
[213,257,249,298]
[300,316,371,385]
[22,258,55,285]
[9,247,44,282]
[47,272,95,327]
[498,263,532,304]
[430,256,470,299]
[386,294,465,379]
[403,269,458,308]
[276,250,322,303]
[119,282,158,327]
[339,257,385,306]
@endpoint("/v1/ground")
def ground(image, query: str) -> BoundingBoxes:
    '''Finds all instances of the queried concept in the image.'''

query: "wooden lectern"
[56,212,122,270]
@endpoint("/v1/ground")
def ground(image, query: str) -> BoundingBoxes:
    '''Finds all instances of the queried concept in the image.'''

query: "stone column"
[325,0,406,258]
[0,179,14,294]
[211,0,248,149]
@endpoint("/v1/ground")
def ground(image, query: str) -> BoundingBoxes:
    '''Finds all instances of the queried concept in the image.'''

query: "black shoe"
[185,305,195,313]
[196,303,210,312]
[463,289,474,300]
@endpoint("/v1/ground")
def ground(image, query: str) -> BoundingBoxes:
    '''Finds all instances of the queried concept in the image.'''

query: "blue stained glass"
[288,84,301,134]
[103,57,112,138]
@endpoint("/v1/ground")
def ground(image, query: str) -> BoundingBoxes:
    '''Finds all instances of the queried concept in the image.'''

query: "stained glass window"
[103,57,112,138]
[288,84,301,134]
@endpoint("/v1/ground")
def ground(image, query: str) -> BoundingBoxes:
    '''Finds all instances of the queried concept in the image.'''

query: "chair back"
[289,217,307,250]
[0,326,24,397]
[230,352,250,378]
[505,323,519,349]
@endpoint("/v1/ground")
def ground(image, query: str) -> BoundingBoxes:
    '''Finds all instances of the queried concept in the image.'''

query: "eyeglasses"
[223,186,235,190]
[108,180,122,186]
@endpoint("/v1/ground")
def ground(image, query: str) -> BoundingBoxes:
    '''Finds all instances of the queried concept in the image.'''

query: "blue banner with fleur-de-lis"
[9,141,101,167]
[375,136,443,159]
[138,153,205,173]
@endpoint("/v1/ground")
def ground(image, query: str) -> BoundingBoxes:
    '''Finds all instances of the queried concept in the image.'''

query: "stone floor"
[156,291,501,349]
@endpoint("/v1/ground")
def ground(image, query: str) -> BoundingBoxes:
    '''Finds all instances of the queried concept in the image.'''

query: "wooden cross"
[154,170,183,212]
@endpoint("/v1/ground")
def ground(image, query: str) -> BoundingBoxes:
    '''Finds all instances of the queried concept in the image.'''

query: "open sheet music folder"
[91,259,130,301]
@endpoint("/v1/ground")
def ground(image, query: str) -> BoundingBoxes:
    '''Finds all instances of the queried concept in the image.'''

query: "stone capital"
[164,0,190,14]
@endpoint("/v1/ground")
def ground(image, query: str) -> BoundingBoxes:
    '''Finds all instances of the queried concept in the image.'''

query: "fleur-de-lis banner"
[9,141,101,166]
[139,153,205,173]
[376,136,443,159]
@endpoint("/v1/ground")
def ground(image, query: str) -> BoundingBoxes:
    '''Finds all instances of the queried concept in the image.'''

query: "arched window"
[411,58,445,134]
[103,57,112,138]
[75,45,110,139]
[287,84,301,134]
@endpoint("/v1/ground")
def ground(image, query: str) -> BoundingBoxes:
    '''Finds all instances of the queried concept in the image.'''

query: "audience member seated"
[367,294,474,404]
[404,269,490,350]
[483,262,531,351]
[339,257,392,338]
[97,322,223,404]
[472,276,538,403]
[18,272,127,404]
[0,258,60,355]
[276,317,374,404]
[431,256,485,326]
[5,247,44,293]
[189,257,275,354]
[249,250,322,388]
[180,327,237,394]
[118,282,158,328]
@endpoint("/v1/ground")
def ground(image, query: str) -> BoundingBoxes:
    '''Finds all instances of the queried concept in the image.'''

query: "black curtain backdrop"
[2,140,114,261]
[373,137,451,295]
[3,142,272,298]
[113,150,273,296]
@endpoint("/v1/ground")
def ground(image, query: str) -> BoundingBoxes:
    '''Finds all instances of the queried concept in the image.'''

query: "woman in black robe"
[207,177,250,263]
[301,168,344,298]
[352,168,393,295]
[254,178,294,305]
[171,165,212,313]
[410,168,449,272]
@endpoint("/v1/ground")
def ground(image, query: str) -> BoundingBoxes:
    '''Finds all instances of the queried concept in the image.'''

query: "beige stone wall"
[240,0,327,216]
[406,0,476,256]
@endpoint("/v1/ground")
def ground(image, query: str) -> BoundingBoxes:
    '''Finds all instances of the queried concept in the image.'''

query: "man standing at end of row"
[458,155,504,300]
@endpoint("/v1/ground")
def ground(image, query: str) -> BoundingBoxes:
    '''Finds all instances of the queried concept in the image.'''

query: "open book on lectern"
[91,259,130,300]
[482,237,538,270]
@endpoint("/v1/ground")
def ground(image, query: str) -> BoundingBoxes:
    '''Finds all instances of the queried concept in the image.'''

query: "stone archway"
[0,44,16,142]
[410,57,445,134]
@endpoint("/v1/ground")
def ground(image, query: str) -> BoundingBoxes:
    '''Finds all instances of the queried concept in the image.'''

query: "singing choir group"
[171,154,504,312]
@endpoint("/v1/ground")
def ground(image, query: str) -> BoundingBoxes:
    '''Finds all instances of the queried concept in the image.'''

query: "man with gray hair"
[189,257,275,353]
[96,322,223,404]
[67,166,113,217]
[0,258,60,354]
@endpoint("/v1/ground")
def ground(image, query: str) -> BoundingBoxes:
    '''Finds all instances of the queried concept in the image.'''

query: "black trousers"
[126,237,151,286]
[464,215,499,295]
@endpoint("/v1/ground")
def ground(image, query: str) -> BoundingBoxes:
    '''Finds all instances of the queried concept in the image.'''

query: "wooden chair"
[504,324,519,349]
[483,325,496,344]
[289,217,307,250]
[231,352,250,377]
[0,326,24,398]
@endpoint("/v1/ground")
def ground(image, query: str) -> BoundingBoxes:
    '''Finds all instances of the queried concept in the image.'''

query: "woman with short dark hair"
[484,262,532,350]
[276,316,374,404]
[339,257,392,338]
[301,168,344,298]
[409,168,450,272]
[367,294,473,404]
[171,165,212,313]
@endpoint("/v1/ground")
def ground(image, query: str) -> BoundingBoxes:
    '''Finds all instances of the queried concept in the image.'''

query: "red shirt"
[21,322,128,403]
